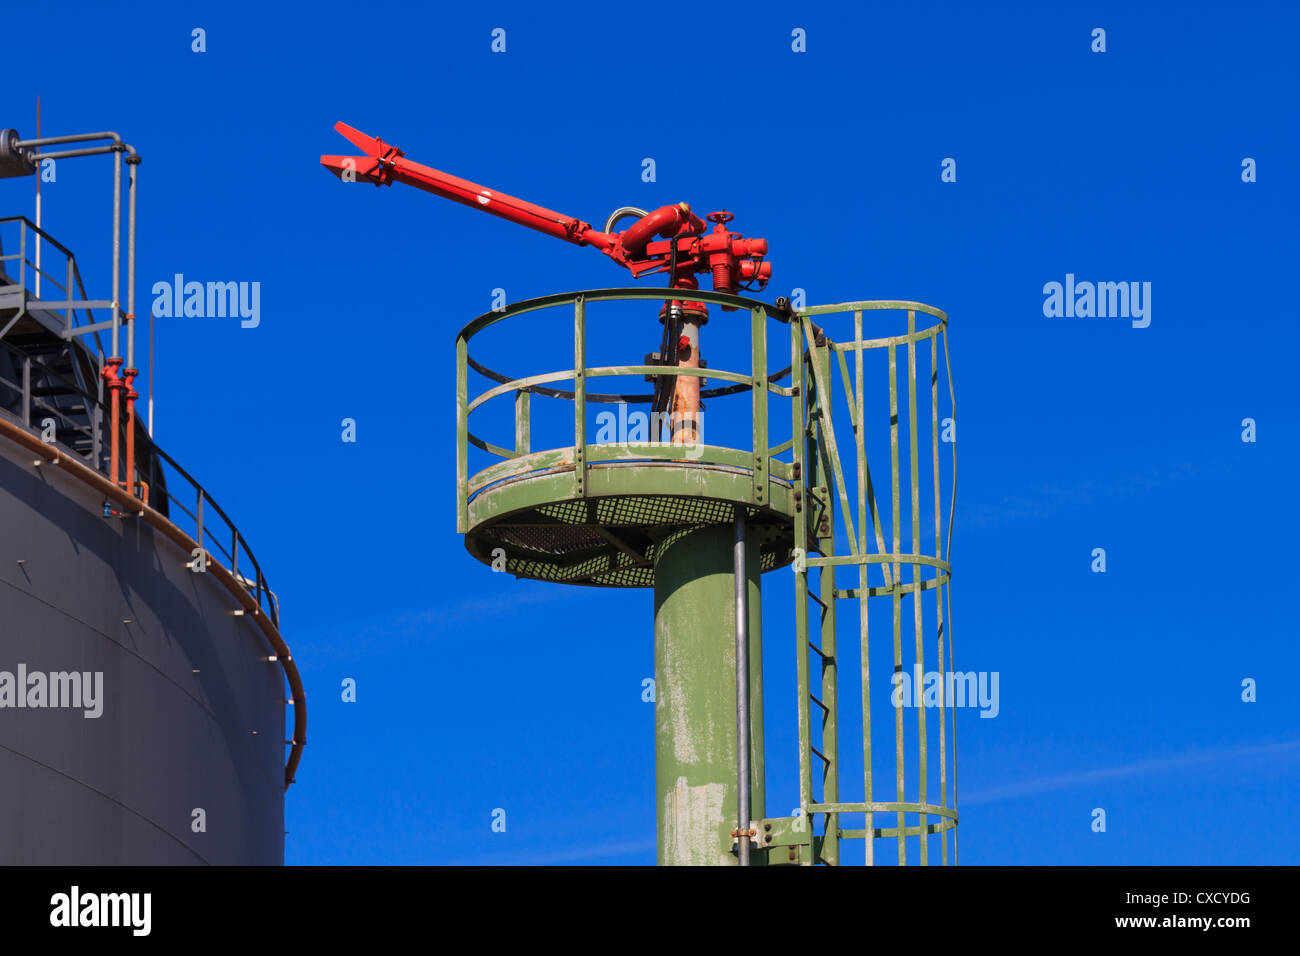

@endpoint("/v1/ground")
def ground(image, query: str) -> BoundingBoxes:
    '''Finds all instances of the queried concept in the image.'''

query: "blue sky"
[4,0,1297,864]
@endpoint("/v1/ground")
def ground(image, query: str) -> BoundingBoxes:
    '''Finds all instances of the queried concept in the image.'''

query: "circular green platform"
[464,455,797,587]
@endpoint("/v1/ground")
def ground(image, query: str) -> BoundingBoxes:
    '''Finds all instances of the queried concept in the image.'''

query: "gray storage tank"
[0,131,304,864]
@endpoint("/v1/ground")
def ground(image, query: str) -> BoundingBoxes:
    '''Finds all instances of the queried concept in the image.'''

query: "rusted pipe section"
[664,263,706,446]
[671,302,707,446]
[122,361,137,495]
[102,358,123,487]
[0,415,307,788]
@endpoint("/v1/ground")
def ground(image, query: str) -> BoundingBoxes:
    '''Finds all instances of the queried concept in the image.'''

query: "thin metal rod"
[932,332,948,865]
[12,133,140,164]
[791,318,813,864]
[34,98,41,299]
[111,149,121,356]
[889,341,904,863]
[28,146,117,161]
[907,309,927,866]
[942,326,959,864]
[734,504,751,867]
[148,307,154,435]
[126,159,136,366]
[15,131,126,148]
[855,308,873,866]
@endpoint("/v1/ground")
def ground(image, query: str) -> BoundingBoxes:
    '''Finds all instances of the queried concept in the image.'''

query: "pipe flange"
[0,129,36,179]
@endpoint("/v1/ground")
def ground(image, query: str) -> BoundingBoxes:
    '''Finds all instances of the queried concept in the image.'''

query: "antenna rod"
[33,98,40,297]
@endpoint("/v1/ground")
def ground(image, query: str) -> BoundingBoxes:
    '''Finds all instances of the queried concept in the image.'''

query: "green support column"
[653,523,765,866]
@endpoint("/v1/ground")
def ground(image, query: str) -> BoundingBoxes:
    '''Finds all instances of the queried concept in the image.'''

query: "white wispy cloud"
[301,584,574,666]
[960,738,1300,805]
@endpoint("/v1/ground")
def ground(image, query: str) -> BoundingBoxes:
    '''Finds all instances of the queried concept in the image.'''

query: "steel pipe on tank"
[111,149,120,356]
[12,133,140,356]
[126,158,137,367]
[124,155,139,496]
[14,131,129,149]
[13,132,142,496]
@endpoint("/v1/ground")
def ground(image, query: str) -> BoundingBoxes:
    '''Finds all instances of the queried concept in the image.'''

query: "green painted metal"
[790,317,814,857]
[931,331,947,865]
[452,288,957,865]
[789,300,958,866]
[573,295,586,500]
[812,334,840,866]
[754,814,812,849]
[750,305,768,507]
[854,308,872,865]
[654,524,765,865]
[514,390,530,456]
[456,332,468,535]
[889,330,905,862]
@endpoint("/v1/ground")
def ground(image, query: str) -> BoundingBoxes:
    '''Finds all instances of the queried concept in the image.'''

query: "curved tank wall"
[0,434,285,865]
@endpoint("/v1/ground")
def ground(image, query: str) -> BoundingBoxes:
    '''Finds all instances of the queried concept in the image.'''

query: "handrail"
[0,332,304,788]
[0,215,78,259]
[455,286,787,341]
[456,288,801,533]
[0,216,106,353]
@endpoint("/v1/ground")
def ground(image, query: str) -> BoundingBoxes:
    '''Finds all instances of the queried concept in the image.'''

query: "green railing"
[455,287,799,533]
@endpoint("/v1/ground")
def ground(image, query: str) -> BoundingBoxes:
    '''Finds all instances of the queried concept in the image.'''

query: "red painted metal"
[122,357,138,497]
[101,357,124,489]
[320,122,771,296]
[322,121,774,446]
